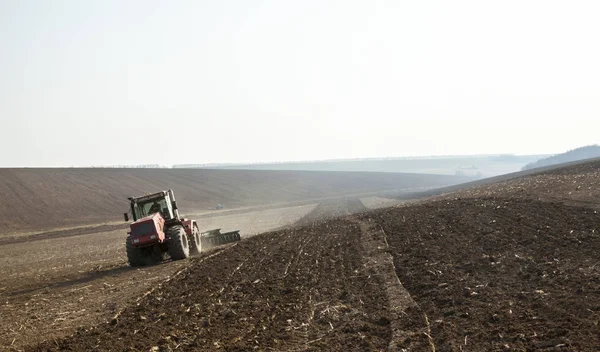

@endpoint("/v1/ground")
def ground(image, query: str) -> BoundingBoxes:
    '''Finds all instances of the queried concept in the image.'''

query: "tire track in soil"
[293,198,369,226]
[29,200,394,351]
[352,218,432,351]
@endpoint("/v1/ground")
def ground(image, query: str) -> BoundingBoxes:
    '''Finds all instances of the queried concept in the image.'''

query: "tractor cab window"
[133,197,173,220]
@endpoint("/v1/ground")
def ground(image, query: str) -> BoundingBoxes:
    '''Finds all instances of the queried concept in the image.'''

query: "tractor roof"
[128,190,169,203]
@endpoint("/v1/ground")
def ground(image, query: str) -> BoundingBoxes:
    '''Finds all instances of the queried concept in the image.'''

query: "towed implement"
[201,228,241,248]
[123,190,240,266]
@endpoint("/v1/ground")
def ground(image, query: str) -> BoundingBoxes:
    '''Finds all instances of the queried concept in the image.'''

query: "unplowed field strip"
[0,168,468,233]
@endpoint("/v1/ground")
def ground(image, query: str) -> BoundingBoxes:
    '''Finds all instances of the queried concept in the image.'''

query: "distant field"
[0,168,469,234]
[174,154,547,177]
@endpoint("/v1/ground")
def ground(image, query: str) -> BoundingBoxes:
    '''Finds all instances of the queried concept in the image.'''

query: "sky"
[1,0,599,167]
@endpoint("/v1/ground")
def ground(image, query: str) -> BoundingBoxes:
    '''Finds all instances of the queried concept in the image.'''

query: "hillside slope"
[0,168,468,233]
[401,156,600,203]
[523,145,600,170]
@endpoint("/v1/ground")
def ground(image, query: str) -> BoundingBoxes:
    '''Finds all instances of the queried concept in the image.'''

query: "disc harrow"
[201,228,241,248]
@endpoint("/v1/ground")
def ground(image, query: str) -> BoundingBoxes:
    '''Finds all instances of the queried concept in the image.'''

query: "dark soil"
[31,217,394,351]
[364,197,600,351]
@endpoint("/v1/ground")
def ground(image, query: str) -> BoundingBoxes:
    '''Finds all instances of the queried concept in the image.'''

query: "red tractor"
[123,190,242,266]
[123,190,202,266]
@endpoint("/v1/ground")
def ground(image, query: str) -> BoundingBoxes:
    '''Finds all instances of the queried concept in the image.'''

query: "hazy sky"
[1,0,599,167]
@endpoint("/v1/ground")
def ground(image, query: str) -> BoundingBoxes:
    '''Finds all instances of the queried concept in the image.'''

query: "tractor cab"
[124,190,180,223]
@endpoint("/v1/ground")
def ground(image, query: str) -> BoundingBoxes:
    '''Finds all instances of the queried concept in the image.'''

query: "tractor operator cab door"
[131,194,175,221]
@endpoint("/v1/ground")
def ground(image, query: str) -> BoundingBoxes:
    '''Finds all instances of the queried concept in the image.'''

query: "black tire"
[126,237,167,266]
[167,225,190,260]
[126,236,145,266]
[189,225,202,255]
[149,244,168,263]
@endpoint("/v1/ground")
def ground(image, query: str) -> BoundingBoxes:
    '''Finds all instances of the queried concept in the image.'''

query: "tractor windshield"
[133,197,172,220]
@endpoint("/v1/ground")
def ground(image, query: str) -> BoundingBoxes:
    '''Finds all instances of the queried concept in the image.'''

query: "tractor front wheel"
[167,226,190,260]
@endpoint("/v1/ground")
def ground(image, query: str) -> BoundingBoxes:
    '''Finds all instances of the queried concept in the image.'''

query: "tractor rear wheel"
[167,225,190,260]
[189,225,202,255]
[126,236,146,266]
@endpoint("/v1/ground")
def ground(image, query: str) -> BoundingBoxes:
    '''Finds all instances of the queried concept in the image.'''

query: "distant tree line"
[522,145,600,170]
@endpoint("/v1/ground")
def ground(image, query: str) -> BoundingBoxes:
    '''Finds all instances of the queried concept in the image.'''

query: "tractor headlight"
[133,239,140,244]
[150,235,157,240]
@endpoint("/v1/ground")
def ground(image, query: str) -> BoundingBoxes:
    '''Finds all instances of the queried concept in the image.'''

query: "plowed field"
[2,160,600,351]
[33,219,397,351]
[366,198,600,351]
[0,203,319,349]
